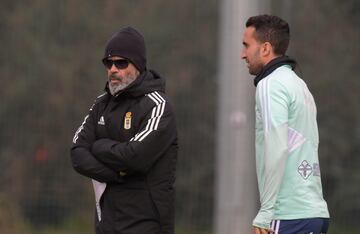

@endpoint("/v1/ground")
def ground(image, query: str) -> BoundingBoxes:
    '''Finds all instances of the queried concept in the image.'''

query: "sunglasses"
[102,59,130,70]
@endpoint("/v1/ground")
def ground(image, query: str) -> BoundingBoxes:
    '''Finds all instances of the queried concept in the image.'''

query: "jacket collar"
[105,69,165,99]
[254,56,297,87]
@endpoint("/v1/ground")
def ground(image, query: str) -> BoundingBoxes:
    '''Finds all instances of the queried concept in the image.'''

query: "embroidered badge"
[124,112,132,130]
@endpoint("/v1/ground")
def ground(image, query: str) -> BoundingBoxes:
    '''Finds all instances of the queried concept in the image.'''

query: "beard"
[108,72,138,96]
[246,47,264,75]
[248,61,263,75]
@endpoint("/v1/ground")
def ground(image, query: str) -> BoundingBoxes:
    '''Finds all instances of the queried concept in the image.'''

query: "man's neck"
[263,55,281,67]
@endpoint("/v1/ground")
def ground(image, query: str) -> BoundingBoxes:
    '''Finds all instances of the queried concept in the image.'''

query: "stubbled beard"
[249,66,261,75]
[108,72,138,96]
[247,60,263,75]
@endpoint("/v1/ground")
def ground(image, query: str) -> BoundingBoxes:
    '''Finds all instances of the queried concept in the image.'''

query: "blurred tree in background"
[0,0,359,233]
[0,0,218,233]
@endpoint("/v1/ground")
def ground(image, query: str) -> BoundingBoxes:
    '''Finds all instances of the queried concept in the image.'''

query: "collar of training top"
[254,56,297,87]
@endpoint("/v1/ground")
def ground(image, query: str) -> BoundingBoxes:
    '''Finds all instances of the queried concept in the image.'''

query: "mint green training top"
[253,65,330,229]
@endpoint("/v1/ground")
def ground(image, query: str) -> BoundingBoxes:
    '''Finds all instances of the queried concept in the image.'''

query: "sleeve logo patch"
[124,112,132,130]
[298,160,321,179]
[298,160,312,179]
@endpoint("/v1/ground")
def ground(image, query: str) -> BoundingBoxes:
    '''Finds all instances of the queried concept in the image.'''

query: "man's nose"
[241,50,246,59]
[110,64,118,72]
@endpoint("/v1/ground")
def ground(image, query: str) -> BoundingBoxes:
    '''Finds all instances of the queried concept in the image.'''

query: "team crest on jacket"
[124,112,132,130]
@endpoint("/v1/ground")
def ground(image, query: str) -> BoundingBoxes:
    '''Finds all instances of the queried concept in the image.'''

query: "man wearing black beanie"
[71,26,178,234]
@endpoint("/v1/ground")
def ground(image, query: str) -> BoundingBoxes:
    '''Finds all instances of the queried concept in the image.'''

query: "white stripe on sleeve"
[258,77,272,133]
[73,115,89,143]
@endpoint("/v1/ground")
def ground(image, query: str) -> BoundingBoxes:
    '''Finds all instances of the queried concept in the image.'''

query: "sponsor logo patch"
[298,160,312,179]
[298,160,321,179]
[312,163,321,176]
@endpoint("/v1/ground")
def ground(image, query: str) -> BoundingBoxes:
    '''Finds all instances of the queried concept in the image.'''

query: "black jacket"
[71,70,178,234]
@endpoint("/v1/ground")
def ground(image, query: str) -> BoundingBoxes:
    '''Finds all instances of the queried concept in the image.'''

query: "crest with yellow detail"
[124,112,132,130]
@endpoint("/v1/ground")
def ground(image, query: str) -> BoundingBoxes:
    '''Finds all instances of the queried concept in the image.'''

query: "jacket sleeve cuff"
[252,210,273,229]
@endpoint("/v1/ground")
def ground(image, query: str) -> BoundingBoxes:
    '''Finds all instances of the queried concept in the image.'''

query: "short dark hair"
[246,15,290,55]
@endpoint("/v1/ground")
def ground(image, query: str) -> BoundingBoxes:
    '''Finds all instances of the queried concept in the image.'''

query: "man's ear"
[261,42,273,57]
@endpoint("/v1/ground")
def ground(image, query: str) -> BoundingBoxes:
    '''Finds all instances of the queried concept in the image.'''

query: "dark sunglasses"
[102,59,130,70]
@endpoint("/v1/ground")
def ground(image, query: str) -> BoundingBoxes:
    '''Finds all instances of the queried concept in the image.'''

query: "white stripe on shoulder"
[131,91,166,142]
[73,115,89,143]
[258,77,273,132]
[97,92,107,98]
[73,93,108,144]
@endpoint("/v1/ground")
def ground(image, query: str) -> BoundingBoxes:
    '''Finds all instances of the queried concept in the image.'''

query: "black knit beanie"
[103,27,146,72]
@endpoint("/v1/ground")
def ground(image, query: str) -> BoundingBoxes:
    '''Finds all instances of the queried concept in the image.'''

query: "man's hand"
[253,226,274,234]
